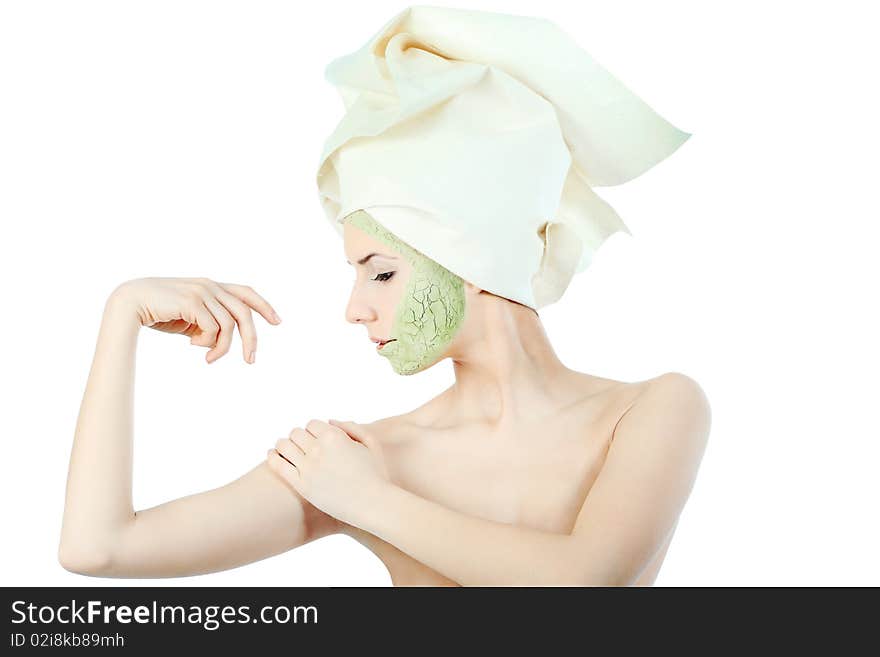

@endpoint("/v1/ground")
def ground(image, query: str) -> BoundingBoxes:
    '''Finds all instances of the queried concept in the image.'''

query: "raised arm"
[58,279,340,578]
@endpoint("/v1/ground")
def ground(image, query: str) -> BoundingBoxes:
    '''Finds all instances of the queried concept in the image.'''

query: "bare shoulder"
[350,387,460,443]
[349,412,414,447]
[653,371,710,400]
[563,370,710,442]
[353,371,711,446]
[565,373,712,585]
[612,371,712,449]
[640,371,711,421]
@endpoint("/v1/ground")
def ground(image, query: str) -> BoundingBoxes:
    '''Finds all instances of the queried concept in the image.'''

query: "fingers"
[289,427,317,453]
[267,448,300,483]
[188,278,281,364]
[200,296,237,363]
[219,282,282,326]
[188,301,221,351]
[305,419,334,439]
[273,436,304,471]
[204,282,259,364]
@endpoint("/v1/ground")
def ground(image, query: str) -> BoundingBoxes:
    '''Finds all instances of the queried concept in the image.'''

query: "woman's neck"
[444,295,572,430]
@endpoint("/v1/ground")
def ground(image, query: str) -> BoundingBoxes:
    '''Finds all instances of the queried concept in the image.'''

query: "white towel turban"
[316,5,690,310]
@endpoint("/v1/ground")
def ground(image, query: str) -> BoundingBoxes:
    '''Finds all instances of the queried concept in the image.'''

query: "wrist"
[350,481,398,530]
[103,283,143,329]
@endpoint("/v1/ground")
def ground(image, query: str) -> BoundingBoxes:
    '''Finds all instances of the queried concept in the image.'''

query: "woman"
[58,6,710,586]
[57,210,710,586]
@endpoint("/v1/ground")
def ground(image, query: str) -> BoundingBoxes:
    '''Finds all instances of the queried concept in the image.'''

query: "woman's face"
[343,218,413,347]
[342,210,466,375]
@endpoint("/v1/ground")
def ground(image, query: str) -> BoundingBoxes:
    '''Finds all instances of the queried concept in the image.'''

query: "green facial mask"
[344,210,466,375]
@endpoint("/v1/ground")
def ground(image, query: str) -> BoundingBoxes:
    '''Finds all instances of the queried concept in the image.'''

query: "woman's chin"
[389,354,445,376]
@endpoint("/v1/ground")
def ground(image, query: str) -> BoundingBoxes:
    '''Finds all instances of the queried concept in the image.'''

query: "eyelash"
[372,271,395,282]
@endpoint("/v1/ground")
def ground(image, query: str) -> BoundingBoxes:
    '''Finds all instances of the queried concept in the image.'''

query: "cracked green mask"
[344,210,466,375]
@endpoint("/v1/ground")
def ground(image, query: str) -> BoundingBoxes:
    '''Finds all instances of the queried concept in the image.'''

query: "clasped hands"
[266,419,391,527]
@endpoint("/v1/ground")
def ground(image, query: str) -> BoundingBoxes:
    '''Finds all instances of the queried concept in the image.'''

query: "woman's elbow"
[58,541,113,576]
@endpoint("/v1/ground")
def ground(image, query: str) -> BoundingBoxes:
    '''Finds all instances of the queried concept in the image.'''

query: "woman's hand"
[266,419,391,526]
[111,277,282,363]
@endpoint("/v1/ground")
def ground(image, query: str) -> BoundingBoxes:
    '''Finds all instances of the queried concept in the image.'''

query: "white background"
[1,0,877,586]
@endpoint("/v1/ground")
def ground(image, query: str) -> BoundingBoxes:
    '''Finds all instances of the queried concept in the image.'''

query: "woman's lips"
[377,339,396,350]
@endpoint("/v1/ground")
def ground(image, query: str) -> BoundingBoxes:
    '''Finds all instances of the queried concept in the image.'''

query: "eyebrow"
[346,252,398,266]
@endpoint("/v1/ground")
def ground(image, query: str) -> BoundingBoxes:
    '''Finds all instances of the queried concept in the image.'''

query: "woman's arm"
[58,285,340,578]
[97,460,341,578]
[58,289,141,571]
[350,372,711,586]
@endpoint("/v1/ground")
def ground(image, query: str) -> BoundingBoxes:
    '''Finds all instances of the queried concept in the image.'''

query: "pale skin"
[58,222,711,585]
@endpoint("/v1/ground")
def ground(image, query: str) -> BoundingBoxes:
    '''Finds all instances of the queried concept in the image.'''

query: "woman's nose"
[345,288,376,325]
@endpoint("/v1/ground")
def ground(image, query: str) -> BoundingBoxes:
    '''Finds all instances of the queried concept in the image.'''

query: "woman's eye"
[372,271,395,282]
